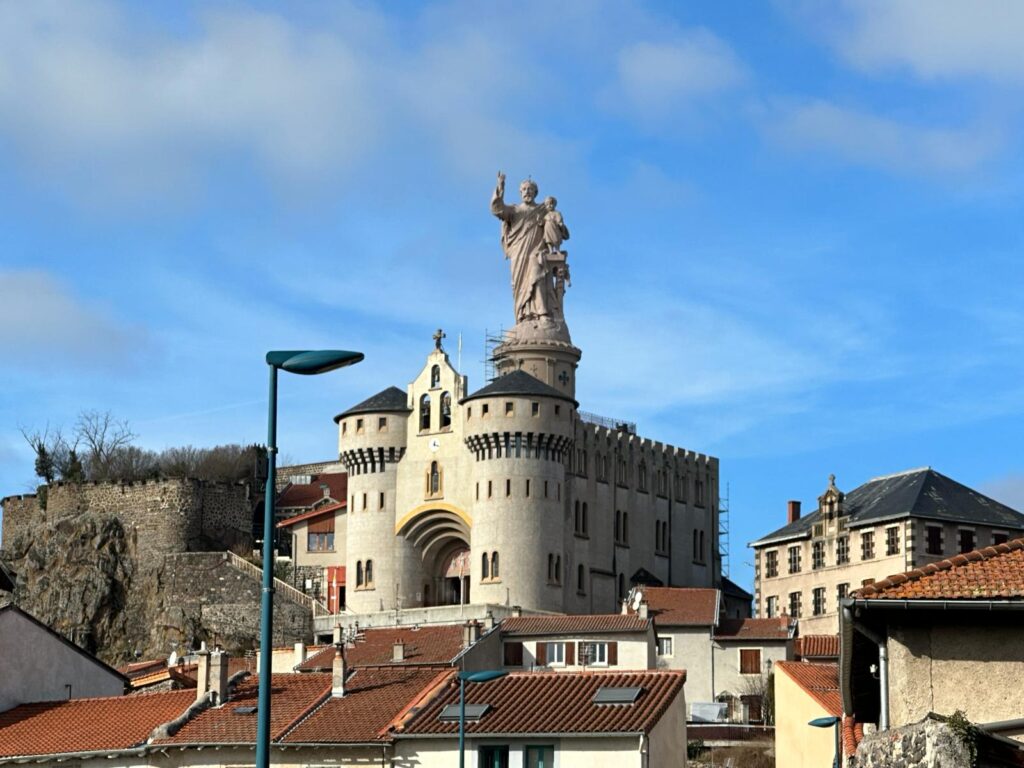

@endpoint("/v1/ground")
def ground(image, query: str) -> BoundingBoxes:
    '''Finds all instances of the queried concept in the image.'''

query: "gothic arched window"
[430,461,440,495]
[482,552,490,580]
[491,551,500,579]
[356,560,364,587]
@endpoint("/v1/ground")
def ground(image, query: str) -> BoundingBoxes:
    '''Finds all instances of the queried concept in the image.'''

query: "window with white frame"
[656,636,673,656]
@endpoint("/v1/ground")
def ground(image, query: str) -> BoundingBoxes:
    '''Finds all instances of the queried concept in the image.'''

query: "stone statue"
[490,172,570,334]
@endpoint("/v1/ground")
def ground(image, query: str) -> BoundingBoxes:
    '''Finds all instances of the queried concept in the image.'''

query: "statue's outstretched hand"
[496,171,506,196]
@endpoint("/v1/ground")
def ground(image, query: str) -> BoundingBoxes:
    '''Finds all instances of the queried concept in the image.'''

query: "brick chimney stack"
[195,642,210,703]
[332,645,347,698]
[210,648,229,705]
[787,500,801,524]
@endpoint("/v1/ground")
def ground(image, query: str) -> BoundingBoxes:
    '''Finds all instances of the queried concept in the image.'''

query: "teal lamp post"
[256,350,363,768]
[458,670,506,768]
[809,715,841,768]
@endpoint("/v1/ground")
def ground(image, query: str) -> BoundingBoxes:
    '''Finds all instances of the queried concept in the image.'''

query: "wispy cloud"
[602,31,746,125]
[762,99,1000,174]
[0,270,147,371]
[808,0,1024,83]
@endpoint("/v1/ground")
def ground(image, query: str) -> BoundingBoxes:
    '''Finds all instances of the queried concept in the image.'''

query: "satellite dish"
[631,590,643,612]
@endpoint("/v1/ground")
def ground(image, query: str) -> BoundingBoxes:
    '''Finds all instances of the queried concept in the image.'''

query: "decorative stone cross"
[433,328,446,351]
[558,370,570,385]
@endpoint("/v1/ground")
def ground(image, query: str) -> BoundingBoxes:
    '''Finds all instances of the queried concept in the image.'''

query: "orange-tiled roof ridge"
[0,690,195,758]
[855,537,1024,600]
[795,635,840,659]
[842,715,865,757]
[775,661,841,717]
[283,667,453,744]
[154,673,331,745]
[296,625,465,671]
[277,472,347,510]
[635,587,719,626]
[714,617,794,641]
[500,614,650,636]
[402,670,686,737]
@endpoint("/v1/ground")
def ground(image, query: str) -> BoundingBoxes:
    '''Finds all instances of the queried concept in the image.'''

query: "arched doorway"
[396,504,472,607]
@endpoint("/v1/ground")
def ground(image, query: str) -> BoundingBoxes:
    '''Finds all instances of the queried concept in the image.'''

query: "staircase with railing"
[224,551,331,617]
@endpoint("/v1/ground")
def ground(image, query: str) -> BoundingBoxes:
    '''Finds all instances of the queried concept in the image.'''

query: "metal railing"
[578,410,636,434]
[224,551,331,616]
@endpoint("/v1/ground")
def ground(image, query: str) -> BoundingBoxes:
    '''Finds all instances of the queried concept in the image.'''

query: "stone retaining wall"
[854,719,972,768]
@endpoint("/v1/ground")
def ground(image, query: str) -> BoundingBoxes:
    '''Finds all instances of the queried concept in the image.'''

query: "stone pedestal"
[492,333,581,401]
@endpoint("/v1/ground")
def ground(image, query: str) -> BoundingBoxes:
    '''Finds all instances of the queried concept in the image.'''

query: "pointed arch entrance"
[396,503,472,607]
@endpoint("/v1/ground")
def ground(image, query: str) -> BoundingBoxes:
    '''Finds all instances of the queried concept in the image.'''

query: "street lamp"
[808,715,841,768]
[256,349,363,768]
[458,670,507,768]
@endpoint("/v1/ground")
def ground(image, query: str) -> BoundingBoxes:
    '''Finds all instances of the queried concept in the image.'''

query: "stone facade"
[854,718,973,768]
[0,494,38,552]
[334,342,720,617]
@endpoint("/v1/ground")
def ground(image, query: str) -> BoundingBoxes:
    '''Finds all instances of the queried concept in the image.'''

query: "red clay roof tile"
[277,473,347,510]
[776,661,841,717]
[842,715,865,756]
[402,670,685,736]
[500,614,650,636]
[154,673,330,745]
[714,617,793,641]
[795,635,841,659]
[636,588,719,626]
[0,690,194,758]
[276,501,345,528]
[855,538,1024,599]
[284,667,451,743]
[297,625,465,671]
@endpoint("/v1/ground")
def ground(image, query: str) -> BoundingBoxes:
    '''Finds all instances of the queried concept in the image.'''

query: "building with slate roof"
[749,468,1024,633]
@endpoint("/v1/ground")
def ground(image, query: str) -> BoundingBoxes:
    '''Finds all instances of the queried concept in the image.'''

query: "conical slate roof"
[751,468,1024,546]
[460,369,575,404]
[334,386,410,422]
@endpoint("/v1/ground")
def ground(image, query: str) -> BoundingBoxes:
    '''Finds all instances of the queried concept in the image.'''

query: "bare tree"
[75,410,137,481]
[19,423,78,483]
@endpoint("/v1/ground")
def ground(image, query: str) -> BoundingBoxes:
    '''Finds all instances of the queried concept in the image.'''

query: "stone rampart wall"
[0,495,39,551]
[854,719,972,768]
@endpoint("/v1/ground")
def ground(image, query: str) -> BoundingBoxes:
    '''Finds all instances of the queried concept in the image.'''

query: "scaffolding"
[483,328,507,383]
[719,482,731,578]
[578,410,637,435]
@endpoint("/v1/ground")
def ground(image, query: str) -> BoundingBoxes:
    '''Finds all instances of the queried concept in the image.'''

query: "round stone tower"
[334,387,410,614]
[461,370,576,612]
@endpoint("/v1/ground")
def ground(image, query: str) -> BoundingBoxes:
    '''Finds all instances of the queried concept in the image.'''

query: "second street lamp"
[458,669,507,768]
[255,349,364,768]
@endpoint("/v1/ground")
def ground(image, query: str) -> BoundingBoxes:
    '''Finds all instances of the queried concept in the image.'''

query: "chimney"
[195,642,210,703]
[210,648,229,705]
[294,641,306,668]
[639,601,649,619]
[483,611,495,630]
[621,599,628,615]
[787,500,801,524]
[463,620,482,648]
[332,645,347,697]
[393,641,406,662]
[511,605,522,617]
[333,624,343,645]
[320,482,330,498]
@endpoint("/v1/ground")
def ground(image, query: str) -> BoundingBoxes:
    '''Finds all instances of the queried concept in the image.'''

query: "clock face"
[429,438,441,452]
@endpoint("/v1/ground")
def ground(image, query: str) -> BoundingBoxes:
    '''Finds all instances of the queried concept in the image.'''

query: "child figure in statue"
[542,196,570,255]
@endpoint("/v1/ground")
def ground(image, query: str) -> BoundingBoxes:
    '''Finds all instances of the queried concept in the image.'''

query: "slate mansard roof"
[461,370,576,405]
[752,468,1024,547]
[334,386,411,422]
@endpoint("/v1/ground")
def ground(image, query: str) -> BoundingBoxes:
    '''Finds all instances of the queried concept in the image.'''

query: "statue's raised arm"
[491,170,512,220]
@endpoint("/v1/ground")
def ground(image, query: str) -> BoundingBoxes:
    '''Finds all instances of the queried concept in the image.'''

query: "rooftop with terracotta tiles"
[500,614,650,636]
[635,587,719,626]
[284,667,451,743]
[795,635,841,659]
[277,472,347,510]
[775,661,841,717]
[297,625,466,671]
[714,617,793,641]
[0,690,195,758]
[855,538,1024,600]
[402,670,686,736]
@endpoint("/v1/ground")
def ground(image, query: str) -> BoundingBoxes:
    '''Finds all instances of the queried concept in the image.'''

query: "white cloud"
[764,100,1000,174]
[0,270,146,369]
[605,31,746,120]
[829,0,1024,83]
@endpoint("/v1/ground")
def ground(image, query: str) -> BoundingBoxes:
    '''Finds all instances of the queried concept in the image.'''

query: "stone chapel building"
[312,175,722,618]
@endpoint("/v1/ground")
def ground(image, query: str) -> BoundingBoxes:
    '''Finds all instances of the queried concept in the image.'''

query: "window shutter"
[535,642,547,666]
[608,642,618,666]
[308,515,334,534]
[565,642,575,666]
[740,649,761,674]
[503,642,523,667]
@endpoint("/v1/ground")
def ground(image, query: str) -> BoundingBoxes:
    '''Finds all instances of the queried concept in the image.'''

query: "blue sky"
[2,1,1023,593]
